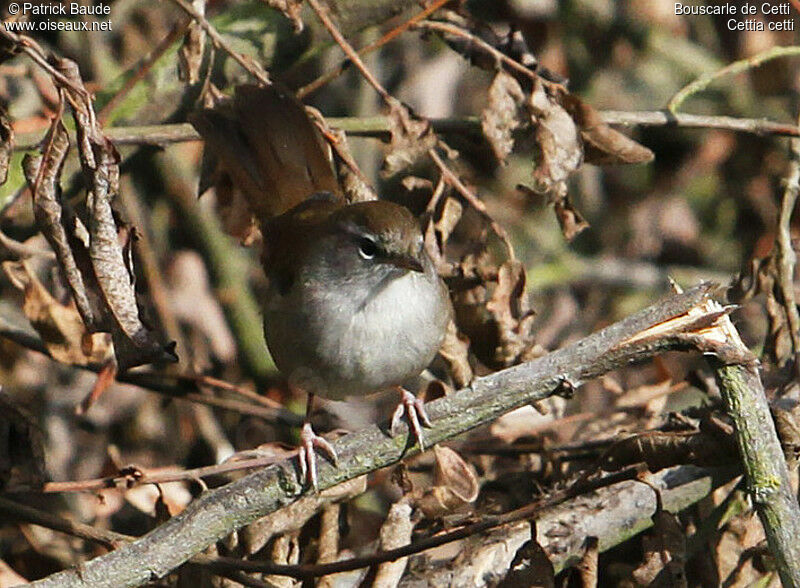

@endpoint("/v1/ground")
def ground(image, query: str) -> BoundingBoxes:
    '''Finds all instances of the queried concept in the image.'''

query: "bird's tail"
[190,84,342,234]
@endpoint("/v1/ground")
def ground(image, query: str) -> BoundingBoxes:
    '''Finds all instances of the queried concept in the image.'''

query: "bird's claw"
[391,388,432,451]
[298,422,338,491]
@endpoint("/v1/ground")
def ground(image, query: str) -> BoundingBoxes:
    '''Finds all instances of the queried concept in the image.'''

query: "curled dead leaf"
[631,510,687,587]
[0,105,13,186]
[414,445,478,518]
[486,260,537,366]
[553,194,589,241]
[33,57,176,370]
[261,0,305,33]
[438,319,472,388]
[382,99,438,176]
[481,71,526,162]
[526,77,583,198]
[2,260,113,366]
[560,92,654,165]
[177,1,206,84]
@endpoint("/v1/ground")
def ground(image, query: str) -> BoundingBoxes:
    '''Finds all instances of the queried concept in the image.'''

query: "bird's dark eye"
[358,237,378,259]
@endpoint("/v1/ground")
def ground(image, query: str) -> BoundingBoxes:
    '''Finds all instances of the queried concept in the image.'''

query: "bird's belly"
[264,271,448,400]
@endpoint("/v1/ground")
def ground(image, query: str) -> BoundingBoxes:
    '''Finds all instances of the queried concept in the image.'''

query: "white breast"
[263,262,450,400]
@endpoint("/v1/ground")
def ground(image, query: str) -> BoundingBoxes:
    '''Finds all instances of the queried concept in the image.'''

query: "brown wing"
[189,83,342,222]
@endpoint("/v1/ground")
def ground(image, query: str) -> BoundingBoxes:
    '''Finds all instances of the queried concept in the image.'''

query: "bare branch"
[12,112,800,152]
[28,284,732,587]
[168,0,271,86]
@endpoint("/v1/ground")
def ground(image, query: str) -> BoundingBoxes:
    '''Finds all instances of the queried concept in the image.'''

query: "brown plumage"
[189,84,342,225]
[190,83,452,489]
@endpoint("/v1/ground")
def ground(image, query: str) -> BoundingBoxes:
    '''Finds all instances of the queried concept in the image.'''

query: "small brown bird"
[191,85,452,488]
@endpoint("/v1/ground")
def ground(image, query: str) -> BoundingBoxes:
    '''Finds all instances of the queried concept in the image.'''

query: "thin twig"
[0,316,299,424]
[305,0,514,261]
[13,112,800,152]
[189,374,284,410]
[167,0,270,86]
[297,0,451,99]
[97,24,187,124]
[774,116,800,374]
[0,496,132,549]
[429,147,515,258]
[599,110,800,137]
[0,496,281,588]
[668,45,800,113]
[201,466,645,579]
[413,19,539,82]
[42,454,296,494]
[305,0,391,102]
[26,284,730,587]
[0,30,89,98]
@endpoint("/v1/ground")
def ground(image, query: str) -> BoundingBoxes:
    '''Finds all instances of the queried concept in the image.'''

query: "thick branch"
[707,301,800,586]
[29,284,726,587]
[401,464,738,585]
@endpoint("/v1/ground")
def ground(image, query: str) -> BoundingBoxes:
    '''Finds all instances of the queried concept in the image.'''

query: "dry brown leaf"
[526,77,583,199]
[498,530,556,588]
[261,0,304,33]
[177,0,206,84]
[631,510,687,587]
[553,194,590,241]
[486,259,536,366]
[382,99,438,176]
[560,92,654,165]
[435,196,463,245]
[522,78,590,241]
[48,58,175,369]
[2,260,113,366]
[415,445,478,518]
[773,398,800,465]
[325,127,378,203]
[0,390,46,491]
[438,319,472,388]
[0,105,13,187]
[481,71,526,162]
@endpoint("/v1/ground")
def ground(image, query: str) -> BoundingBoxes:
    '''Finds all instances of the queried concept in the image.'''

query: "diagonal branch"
[29,283,736,587]
[167,0,271,86]
[704,296,800,586]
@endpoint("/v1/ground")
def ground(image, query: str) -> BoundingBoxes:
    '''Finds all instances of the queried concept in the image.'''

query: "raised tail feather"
[189,84,342,224]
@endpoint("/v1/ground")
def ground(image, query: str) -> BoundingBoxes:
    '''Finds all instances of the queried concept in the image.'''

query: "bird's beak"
[387,253,424,273]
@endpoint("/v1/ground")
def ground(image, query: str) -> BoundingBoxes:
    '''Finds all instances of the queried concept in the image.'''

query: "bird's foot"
[298,422,338,491]
[391,388,432,451]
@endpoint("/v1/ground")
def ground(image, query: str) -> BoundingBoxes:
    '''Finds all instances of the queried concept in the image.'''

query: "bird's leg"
[390,387,432,451]
[298,393,338,490]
